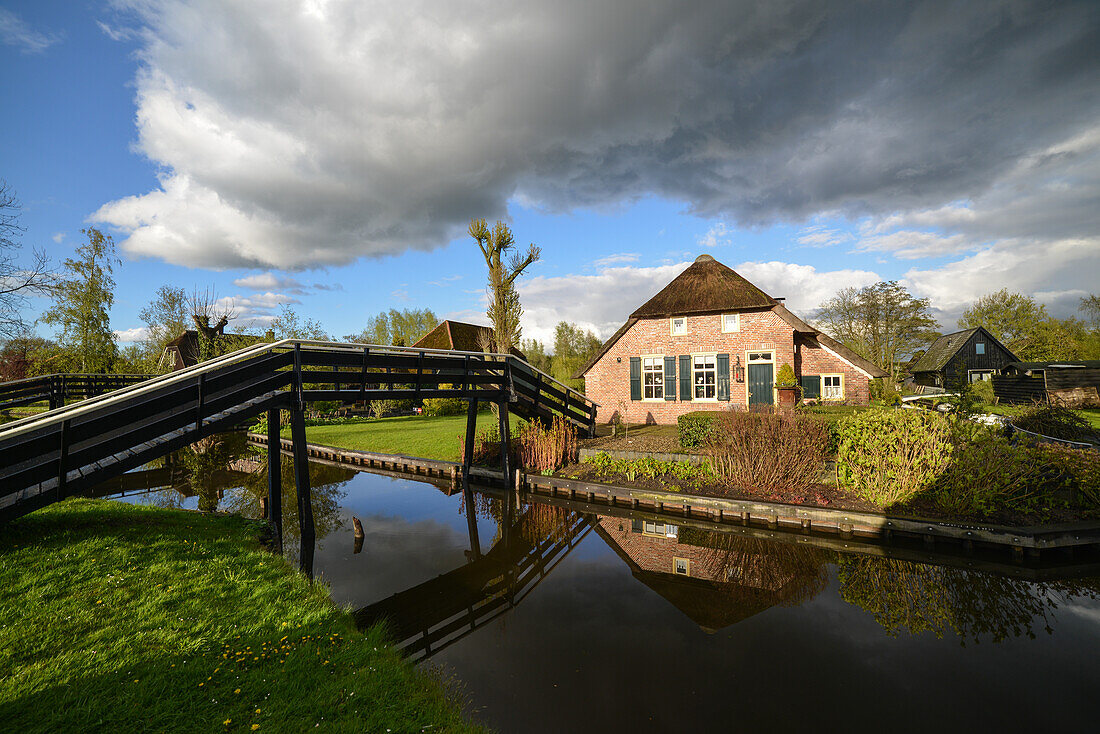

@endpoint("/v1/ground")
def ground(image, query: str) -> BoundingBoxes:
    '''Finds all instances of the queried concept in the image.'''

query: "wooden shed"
[993,360,1100,406]
[908,326,1018,390]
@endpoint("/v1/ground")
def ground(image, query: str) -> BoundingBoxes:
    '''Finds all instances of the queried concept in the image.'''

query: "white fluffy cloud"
[91,0,1100,270]
[232,272,306,292]
[0,8,61,53]
[114,326,151,343]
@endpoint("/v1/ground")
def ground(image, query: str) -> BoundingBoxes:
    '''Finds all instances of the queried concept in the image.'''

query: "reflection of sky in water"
[104,464,1100,733]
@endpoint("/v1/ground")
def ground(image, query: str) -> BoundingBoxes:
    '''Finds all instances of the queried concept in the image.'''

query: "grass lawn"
[285,412,524,462]
[0,499,482,733]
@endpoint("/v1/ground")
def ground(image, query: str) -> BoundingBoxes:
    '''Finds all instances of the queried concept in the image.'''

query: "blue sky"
[2,1,1097,347]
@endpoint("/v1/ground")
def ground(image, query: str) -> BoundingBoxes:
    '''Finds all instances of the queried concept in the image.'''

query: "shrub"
[776,363,798,388]
[517,416,578,472]
[678,411,722,449]
[1034,445,1100,510]
[705,411,829,493]
[369,399,399,419]
[582,452,714,483]
[930,427,1050,517]
[835,410,955,506]
[1012,403,1098,443]
[422,396,465,417]
[968,379,995,406]
[457,423,503,465]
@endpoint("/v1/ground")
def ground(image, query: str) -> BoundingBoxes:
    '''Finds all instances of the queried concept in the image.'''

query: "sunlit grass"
[286,412,521,461]
[0,499,483,733]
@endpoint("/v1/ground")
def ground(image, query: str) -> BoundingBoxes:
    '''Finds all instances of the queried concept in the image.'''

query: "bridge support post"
[498,399,511,489]
[461,397,482,559]
[290,404,315,575]
[266,408,283,553]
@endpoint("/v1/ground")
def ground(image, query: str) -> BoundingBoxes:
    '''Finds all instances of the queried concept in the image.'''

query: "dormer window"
[975,343,985,355]
[670,317,687,335]
[722,313,740,333]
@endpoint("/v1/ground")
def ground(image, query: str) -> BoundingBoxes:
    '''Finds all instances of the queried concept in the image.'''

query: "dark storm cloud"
[94,0,1099,268]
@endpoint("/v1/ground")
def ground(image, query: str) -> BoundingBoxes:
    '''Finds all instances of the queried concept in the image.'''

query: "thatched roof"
[162,330,263,370]
[630,254,778,318]
[572,256,887,378]
[410,320,526,359]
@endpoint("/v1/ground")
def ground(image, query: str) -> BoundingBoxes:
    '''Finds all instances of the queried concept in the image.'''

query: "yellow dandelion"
[223,719,231,726]
[234,688,241,694]
[255,709,261,714]
[251,726,260,731]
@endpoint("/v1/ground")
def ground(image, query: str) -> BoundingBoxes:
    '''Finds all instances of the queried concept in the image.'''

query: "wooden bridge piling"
[266,407,283,553]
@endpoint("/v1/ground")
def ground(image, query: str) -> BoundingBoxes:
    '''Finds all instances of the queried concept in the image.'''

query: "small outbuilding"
[994,360,1100,406]
[908,326,1018,390]
[410,320,526,359]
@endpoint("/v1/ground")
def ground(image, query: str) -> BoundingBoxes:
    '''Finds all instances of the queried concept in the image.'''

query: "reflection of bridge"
[84,466,254,498]
[354,500,592,662]
[0,341,597,559]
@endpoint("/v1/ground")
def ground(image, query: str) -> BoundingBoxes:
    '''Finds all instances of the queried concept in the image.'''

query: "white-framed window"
[822,374,843,400]
[975,342,985,355]
[693,354,717,400]
[722,313,740,333]
[642,356,664,400]
[670,316,688,335]
[673,557,690,576]
[642,521,678,538]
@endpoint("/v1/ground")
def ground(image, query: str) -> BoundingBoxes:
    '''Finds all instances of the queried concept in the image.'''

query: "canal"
[101,453,1100,732]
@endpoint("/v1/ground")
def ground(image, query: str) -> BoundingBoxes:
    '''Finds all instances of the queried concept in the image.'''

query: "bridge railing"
[0,373,150,411]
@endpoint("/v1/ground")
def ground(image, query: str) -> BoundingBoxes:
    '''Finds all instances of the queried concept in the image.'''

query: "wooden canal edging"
[241,433,1100,558]
[517,474,1100,556]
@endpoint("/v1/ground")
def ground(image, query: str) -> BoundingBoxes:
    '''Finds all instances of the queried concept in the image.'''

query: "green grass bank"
[0,499,483,733]
[284,412,522,462]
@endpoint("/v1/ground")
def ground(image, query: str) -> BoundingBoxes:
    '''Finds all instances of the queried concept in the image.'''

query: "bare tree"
[0,180,55,338]
[469,218,540,354]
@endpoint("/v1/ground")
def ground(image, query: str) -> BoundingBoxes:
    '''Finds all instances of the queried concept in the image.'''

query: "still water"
[103,453,1100,733]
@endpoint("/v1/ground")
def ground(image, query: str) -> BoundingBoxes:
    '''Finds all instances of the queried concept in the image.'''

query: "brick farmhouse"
[574,254,886,425]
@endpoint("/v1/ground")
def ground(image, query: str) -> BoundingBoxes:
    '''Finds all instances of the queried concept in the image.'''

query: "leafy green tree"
[137,284,190,370]
[0,334,59,380]
[270,304,329,341]
[469,218,540,354]
[550,321,601,391]
[42,228,119,373]
[1079,294,1100,359]
[345,308,438,347]
[815,281,939,383]
[520,337,552,373]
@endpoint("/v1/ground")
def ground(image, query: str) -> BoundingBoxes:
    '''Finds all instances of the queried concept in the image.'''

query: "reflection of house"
[411,320,526,359]
[908,326,1017,390]
[994,360,1100,406]
[594,516,824,632]
[574,254,884,424]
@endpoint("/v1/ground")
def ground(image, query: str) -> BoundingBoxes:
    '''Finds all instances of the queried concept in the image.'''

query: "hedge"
[678,411,722,449]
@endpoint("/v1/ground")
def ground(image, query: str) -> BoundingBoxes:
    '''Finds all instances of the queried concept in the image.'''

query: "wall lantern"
[734,356,745,383]
[616,357,621,363]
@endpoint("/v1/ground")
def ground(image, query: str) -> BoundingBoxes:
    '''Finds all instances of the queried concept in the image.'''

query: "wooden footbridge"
[0,340,598,553]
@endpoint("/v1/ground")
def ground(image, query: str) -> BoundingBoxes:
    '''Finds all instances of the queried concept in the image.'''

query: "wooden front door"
[748,363,774,406]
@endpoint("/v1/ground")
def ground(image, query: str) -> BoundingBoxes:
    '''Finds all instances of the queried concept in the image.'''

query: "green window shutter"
[664,356,677,401]
[629,357,641,401]
[631,519,643,533]
[717,353,730,401]
[679,355,691,401]
[801,375,821,399]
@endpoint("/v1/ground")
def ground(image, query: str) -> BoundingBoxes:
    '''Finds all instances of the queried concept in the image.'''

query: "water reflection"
[94,453,1100,730]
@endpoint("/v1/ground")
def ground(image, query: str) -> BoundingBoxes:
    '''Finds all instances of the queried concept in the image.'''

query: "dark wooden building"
[993,360,1100,406]
[909,326,1018,389]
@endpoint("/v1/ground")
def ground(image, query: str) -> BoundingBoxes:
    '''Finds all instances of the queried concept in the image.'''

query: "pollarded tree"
[815,281,939,384]
[469,218,540,354]
[42,228,119,373]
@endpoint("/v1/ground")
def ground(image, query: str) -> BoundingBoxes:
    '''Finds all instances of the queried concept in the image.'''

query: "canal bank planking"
[243,432,1100,560]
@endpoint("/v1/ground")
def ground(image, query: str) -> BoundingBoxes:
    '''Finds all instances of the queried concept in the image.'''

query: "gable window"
[822,374,843,400]
[693,355,717,399]
[642,356,664,400]
[670,316,687,335]
[975,343,986,355]
[643,521,678,538]
[722,313,740,333]
[673,557,690,576]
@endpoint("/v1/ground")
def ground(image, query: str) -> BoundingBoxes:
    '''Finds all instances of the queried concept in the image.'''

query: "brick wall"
[797,336,872,405]
[584,311,871,424]
[598,516,727,580]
